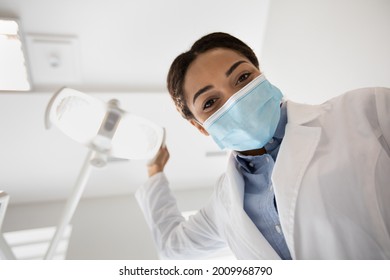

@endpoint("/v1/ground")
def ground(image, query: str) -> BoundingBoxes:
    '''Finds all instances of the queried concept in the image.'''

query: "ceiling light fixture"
[0,18,31,91]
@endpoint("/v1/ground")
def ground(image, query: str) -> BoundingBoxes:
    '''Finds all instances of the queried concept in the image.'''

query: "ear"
[189,119,209,136]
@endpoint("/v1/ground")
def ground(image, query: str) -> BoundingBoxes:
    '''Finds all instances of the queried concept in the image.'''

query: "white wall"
[2,188,213,259]
[261,0,390,104]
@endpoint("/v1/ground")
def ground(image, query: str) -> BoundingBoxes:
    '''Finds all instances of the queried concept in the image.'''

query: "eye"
[203,98,217,110]
[236,72,251,85]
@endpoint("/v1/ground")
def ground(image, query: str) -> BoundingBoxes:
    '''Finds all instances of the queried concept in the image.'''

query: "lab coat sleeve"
[375,87,390,150]
[135,172,227,259]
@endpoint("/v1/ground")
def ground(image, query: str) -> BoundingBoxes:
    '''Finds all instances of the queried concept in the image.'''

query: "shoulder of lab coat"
[374,87,390,150]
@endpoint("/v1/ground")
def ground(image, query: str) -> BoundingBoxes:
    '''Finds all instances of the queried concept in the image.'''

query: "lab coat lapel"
[223,154,281,259]
[272,101,323,258]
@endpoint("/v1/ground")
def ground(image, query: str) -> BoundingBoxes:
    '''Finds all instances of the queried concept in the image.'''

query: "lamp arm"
[0,191,15,259]
[44,149,95,260]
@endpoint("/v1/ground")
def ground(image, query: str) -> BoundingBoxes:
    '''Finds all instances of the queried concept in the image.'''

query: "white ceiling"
[0,0,269,91]
[0,0,270,204]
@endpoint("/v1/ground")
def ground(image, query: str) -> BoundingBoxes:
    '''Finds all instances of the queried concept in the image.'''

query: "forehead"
[183,48,249,91]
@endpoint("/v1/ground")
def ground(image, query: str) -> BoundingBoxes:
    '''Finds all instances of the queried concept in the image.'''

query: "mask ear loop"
[192,118,203,126]
[191,117,211,136]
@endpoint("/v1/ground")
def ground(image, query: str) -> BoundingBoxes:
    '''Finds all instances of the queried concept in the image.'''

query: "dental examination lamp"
[44,88,165,259]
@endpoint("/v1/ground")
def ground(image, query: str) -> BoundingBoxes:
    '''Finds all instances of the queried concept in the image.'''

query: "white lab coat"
[135,87,390,259]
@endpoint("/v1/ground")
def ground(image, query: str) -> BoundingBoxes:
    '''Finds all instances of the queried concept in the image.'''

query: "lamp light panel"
[46,87,164,160]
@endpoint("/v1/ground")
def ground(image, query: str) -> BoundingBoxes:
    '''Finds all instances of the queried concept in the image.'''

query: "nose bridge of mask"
[203,74,267,128]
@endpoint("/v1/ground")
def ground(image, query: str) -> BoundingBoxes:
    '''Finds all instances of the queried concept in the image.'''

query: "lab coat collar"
[224,99,324,207]
[284,100,325,125]
[225,100,325,204]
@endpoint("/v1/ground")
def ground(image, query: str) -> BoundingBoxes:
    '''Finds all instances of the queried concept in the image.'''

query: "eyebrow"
[193,85,213,105]
[225,60,248,77]
[192,60,248,105]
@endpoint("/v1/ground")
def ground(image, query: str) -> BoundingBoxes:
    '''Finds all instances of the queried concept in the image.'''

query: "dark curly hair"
[167,32,259,119]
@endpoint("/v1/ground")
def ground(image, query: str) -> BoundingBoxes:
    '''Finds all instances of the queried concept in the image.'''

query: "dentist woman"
[136,32,390,259]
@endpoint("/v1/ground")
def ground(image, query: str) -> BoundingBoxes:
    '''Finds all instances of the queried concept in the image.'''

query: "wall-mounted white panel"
[26,34,81,86]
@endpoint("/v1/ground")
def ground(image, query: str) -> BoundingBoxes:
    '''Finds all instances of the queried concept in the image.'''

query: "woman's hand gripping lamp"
[44,87,165,259]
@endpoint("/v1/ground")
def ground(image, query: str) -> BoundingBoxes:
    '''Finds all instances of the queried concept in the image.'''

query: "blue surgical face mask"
[202,74,283,151]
